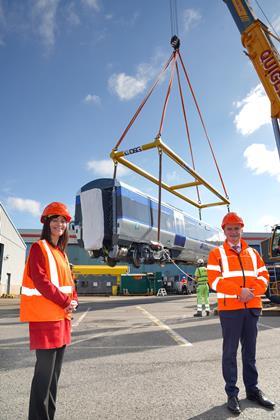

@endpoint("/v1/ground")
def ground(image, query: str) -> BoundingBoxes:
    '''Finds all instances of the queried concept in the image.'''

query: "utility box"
[120,272,162,295]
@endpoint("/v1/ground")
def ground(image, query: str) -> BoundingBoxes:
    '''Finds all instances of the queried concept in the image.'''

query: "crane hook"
[170,35,180,50]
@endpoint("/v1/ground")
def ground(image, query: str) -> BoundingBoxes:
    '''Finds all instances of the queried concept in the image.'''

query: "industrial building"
[18,227,271,295]
[0,203,26,295]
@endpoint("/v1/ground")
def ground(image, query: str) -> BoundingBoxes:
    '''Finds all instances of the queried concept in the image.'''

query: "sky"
[0,0,280,233]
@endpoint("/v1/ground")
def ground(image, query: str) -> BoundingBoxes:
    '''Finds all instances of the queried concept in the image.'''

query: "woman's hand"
[65,300,78,313]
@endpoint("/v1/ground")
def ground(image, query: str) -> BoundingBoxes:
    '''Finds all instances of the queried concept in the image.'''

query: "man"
[194,259,210,317]
[207,212,275,415]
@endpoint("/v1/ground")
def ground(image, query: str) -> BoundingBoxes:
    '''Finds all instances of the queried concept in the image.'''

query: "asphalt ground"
[0,295,279,420]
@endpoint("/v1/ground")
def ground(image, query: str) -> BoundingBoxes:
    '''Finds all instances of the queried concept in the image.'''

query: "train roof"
[78,178,221,231]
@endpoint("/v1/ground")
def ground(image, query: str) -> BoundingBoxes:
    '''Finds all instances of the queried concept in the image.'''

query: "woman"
[20,202,78,420]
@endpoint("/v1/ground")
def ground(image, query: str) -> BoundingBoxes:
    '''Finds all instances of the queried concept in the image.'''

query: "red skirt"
[29,319,71,350]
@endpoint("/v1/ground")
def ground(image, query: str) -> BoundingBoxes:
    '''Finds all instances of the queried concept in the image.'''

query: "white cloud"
[65,2,80,26]
[7,197,41,216]
[244,143,280,182]
[86,159,129,177]
[31,0,59,48]
[258,214,279,231]
[108,73,147,101]
[233,84,270,135]
[108,53,164,101]
[83,94,101,105]
[182,9,201,32]
[81,0,99,11]
[166,170,180,184]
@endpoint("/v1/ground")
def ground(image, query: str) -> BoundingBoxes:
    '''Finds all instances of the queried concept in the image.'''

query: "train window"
[174,211,185,235]
[121,194,151,226]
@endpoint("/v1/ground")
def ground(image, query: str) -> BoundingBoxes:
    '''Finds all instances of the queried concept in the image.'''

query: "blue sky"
[0,0,279,232]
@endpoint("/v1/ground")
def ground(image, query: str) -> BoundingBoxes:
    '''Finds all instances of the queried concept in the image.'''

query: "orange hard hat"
[40,202,72,223]
[221,212,244,229]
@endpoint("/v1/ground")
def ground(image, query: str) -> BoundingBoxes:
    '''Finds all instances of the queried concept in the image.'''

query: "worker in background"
[207,212,275,415]
[20,202,78,420]
[193,259,210,317]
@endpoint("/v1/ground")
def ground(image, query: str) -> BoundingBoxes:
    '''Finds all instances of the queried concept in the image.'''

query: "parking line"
[258,321,278,330]
[72,307,91,328]
[136,306,192,347]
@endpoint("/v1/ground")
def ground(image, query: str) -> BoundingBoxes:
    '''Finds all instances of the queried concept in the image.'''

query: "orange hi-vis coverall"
[207,239,269,311]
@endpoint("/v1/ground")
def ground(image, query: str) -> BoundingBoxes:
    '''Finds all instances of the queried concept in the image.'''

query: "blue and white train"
[74,178,224,267]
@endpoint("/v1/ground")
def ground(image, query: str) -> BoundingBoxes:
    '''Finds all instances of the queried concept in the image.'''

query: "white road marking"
[72,307,91,328]
[136,306,192,347]
[259,321,278,330]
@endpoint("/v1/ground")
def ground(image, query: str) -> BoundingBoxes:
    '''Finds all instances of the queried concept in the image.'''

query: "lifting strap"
[112,40,230,241]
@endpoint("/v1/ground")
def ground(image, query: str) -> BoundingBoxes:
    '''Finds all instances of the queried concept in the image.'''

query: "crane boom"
[223,0,280,157]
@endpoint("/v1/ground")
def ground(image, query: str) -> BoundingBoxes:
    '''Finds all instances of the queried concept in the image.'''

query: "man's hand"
[239,288,254,303]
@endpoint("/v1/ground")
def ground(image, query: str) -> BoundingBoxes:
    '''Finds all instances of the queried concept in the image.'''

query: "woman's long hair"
[40,215,69,251]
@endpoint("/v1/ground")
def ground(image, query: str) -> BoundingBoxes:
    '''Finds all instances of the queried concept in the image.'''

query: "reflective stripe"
[223,270,257,278]
[60,286,73,293]
[257,276,268,285]
[21,285,72,296]
[42,240,59,287]
[247,247,257,275]
[219,246,229,272]
[21,286,42,296]
[217,293,238,298]
[207,264,221,271]
[212,277,222,291]
[257,266,268,274]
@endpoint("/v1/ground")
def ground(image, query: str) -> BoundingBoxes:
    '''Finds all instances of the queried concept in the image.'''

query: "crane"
[223,0,280,156]
[223,0,280,304]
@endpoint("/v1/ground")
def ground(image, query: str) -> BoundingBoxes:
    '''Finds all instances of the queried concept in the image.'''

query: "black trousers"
[219,308,261,397]
[28,346,66,420]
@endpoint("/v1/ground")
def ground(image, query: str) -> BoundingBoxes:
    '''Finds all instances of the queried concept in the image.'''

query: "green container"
[120,272,162,295]
[146,272,163,294]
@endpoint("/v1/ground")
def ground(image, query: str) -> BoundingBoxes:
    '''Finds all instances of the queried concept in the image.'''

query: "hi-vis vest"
[207,239,269,311]
[195,267,208,285]
[20,240,74,322]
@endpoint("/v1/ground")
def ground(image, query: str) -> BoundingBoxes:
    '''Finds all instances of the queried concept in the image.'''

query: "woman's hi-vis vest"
[20,240,74,322]
[207,239,269,311]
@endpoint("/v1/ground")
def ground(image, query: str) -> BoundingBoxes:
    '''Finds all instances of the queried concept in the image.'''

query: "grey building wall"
[0,204,26,295]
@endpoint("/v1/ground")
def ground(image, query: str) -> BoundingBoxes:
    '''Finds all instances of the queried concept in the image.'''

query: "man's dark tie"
[232,245,241,253]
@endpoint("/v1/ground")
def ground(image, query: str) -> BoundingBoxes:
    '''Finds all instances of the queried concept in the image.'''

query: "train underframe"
[88,241,184,268]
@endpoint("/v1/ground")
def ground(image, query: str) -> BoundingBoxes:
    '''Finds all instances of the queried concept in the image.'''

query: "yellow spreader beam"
[111,136,230,209]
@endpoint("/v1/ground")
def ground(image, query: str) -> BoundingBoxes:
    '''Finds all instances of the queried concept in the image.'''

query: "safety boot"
[193,311,202,317]
[206,310,210,316]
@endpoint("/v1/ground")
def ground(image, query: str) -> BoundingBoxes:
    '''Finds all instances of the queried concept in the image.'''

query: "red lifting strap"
[113,53,174,151]
[113,48,229,202]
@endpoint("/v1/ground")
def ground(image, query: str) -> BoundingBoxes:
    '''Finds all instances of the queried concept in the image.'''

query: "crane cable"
[254,0,280,40]
[163,250,195,281]
[169,0,179,37]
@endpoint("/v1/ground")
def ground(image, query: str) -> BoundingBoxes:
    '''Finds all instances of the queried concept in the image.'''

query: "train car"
[74,178,224,267]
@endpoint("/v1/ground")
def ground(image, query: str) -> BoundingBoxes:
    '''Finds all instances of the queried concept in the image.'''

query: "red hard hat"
[40,202,72,223]
[221,212,244,229]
